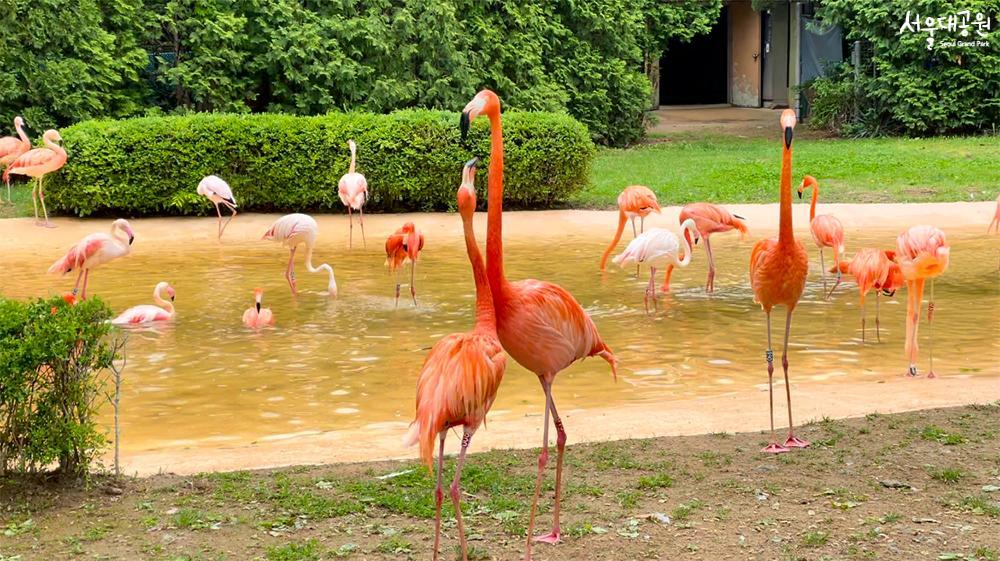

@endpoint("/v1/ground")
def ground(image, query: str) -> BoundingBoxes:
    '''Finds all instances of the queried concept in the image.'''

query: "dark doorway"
[659,6,728,105]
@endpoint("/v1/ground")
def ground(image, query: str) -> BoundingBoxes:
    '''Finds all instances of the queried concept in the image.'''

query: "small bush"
[44,110,595,217]
[0,296,119,478]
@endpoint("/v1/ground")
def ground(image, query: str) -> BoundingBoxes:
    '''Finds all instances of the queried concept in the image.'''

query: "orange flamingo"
[404,158,506,561]
[749,109,810,454]
[896,226,949,377]
[3,129,67,227]
[797,175,845,298]
[461,89,617,557]
[831,249,903,342]
[48,219,135,300]
[664,203,748,293]
[599,185,661,276]
[989,194,999,234]
[338,139,368,248]
[0,116,31,204]
[242,288,274,328]
[385,222,424,308]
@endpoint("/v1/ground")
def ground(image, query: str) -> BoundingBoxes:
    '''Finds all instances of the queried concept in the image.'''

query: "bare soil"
[2,404,999,561]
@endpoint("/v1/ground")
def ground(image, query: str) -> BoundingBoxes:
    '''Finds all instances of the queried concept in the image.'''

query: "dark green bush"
[44,110,595,217]
[0,296,118,478]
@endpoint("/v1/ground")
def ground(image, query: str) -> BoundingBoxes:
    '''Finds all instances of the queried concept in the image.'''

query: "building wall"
[766,4,790,106]
[729,0,761,107]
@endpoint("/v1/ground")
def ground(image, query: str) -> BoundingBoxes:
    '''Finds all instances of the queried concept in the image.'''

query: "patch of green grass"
[2,518,35,537]
[803,530,830,547]
[637,473,673,490]
[374,536,412,555]
[671,499,703,521]
[81,524,110,541]
[266,539,322,561]
[879,512,902,523]
[464,545,490,560]
[591,442,643,470]
[975,546,998,561]
[928,467,966,484]
[617,490,640,509]
[960,495,1000,517]
[920,425,967,445]
[698,451,732,467]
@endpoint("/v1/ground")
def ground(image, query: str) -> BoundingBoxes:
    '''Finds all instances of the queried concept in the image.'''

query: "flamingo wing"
[112,305,171,325]
[48,234,112,274]
[682,203,748,236]
[0,136,29,163]
[612,229,677,267]
[3,147,59,180]
[810,214,845,251]
[618,186,660,215]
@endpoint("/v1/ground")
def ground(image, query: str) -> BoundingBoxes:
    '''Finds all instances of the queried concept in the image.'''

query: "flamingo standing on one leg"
[196,175,237,240]
[262,213,338,297]
[896,226,949,378]
[831,248,903,342]
[111,282,176,324]
[3,129,67,227]
[461,89,618,559]
[797,176,845,298]
[242,288,274,328]
[613,220,700,313]
[47,219,135,300]
[989,194,999,234]
[749,109,810,454]
[599,185,661,277]
[0,116,31,204]
[385,222,424,308]
[338,139,368,248]
[663,203,748,293]
[404,158,506,561]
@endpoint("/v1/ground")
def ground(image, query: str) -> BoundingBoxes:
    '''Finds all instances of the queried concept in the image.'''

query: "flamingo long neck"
[112,224,131,253]
[349,143,357,174]
[43,134,66,159]
[599,208,628,270]
[15,120,28,144]
[154,287,174,315]
[303,243,337,294]
[808,183,818,222]
[485,109,508,296]
[779,144,794,246]
[678,223,695,267]
[462,211,496,333]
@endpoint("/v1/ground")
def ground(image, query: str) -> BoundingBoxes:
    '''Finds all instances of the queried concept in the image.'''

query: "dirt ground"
[646,105,833,140]
[2,404,998,561]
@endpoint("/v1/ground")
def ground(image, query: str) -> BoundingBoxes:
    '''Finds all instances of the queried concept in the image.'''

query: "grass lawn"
[575,133,1000,208]
[2,405,998,560]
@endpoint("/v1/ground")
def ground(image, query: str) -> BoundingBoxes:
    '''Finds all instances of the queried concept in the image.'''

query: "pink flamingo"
[599,185,661,276]
[831,249,903,342]
[48,219,135,300]
[404,158,506,561]
[338,139,368,248]
[0,116,31,204]
[262,213,338,297]
[665,203,748,293]
[385,222,424,308]
[196,175,237,239]
[461,89,617,558]
[112,282,176,324]
[797,175,845,298]
[242,288,274,328]
[989,194,999,234]
[3,129,67,227]
[896,226,949,377]
[749,109,810,454]
[613,220,700,313]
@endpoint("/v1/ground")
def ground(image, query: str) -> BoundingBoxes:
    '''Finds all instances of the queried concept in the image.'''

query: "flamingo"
[896,226,949,377]
[111,282,176,324]
[831,249,904,342]
[663,203,748,293]
[613,220,700,313]
[749,109,810,454]
[385,222,424,308]
[48,218,135,300]
[461,89,618,558]
[404,158,506,561]
[989,194,999,234]
[3,129,67,227]
[0,116,31,204]
[338,139,368,248]
[196,175,237,239]
[242,288,274,328]
[797,176,845,298]
[262,213,338,297]
[598,185,661,277]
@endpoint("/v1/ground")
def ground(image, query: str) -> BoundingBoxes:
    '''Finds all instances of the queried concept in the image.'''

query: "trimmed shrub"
[44,110,595,217]
[0,296,119,478]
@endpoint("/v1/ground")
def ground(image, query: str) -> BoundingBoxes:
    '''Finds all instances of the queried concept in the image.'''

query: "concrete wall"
[729,0,761,107]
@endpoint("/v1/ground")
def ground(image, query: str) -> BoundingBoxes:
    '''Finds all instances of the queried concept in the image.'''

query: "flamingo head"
[458,158,479,217]
[348,139,356,153]
[460,90,500,142]
[14,116,24,128]
[113,218,135,245]
[254,287,263,311]
[261,225,276,241]
[681,218,702,246]
[797,175,817,198]
[155,281,175,302]
[401,222,420,262]
[780,109,796,149]
[44,129,63,146]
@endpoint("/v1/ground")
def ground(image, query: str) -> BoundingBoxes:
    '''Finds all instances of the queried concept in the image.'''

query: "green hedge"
[44,110,595,217]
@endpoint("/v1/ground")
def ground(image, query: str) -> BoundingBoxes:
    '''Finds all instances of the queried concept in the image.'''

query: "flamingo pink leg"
[704,236,716,293]
[449,430,473,561]
[394,270,401,309]
[782,309,809,448]
[216,201,236,239]
[410,261,417,306]
[71,268,85,297]
[762,311,789,454]
[358,205,366,247]
[631,218,639,277]
[525,379,552,557]
[37,176,54,228]
[643,267,656,314]
[285,247,298,295]
[80,270,91,301]
[347,206,354,249]
[431,433,446,561]
[875,292,881,343]
[534,382,565,545]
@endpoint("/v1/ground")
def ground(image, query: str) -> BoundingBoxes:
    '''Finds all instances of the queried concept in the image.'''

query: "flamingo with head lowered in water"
[262,213,338,297]
[599,185,661,277]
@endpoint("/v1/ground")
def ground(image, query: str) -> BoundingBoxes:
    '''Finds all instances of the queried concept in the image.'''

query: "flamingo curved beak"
[460,111,470,143]
[784,126,793,149]
[797,189,803,199]
[256,302,261,313]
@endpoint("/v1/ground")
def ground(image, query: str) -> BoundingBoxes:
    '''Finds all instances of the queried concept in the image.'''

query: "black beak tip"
[170,296,175,302]
[784,126,793,149]
[797,191,803,199]
[128,236,135,245]
[464,157,479,169]
[460,112,470,143]
[695,238,699,245]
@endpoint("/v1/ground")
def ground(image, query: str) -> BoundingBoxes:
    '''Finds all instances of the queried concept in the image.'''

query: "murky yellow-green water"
[0,209,997,456]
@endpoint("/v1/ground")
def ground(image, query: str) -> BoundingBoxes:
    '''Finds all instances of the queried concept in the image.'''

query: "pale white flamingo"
[613,219,700,313]
[196,175,237,239]
[48,219,135,300]
[112,282,176,324]
[0,116,31,204]
[242,288,274,328]
[262,213,337,297]
[338,139,368,248]
[3,129,67,227]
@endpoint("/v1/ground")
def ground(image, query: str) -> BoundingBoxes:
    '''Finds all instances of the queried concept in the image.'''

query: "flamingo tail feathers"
[404,411,443,471]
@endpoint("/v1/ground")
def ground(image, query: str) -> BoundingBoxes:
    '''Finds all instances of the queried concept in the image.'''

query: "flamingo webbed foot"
[761,443,789,454]
[927,371,937,379]
[532,531,561,545]
[784,435,810,448]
